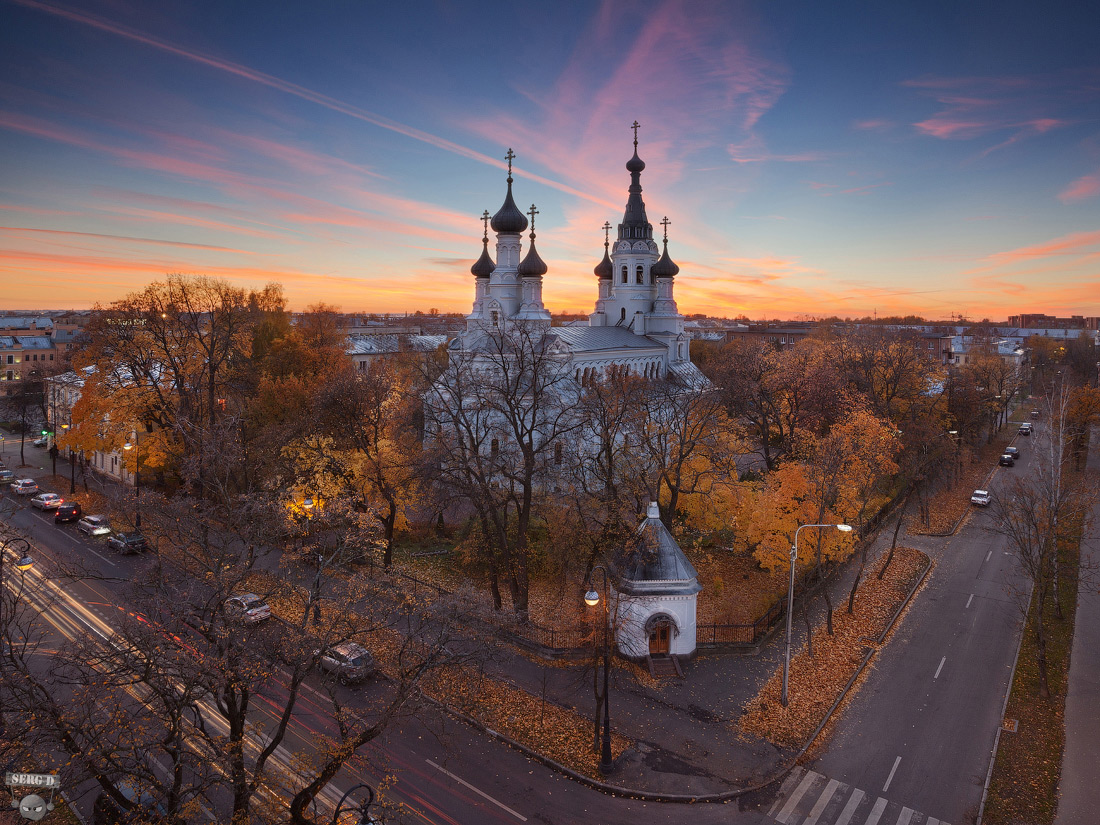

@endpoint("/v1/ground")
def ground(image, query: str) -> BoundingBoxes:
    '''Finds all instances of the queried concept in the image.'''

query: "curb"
[924,432,1021,538]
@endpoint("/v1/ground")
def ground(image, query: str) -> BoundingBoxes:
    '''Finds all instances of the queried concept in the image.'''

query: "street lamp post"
[123,435,141,529]
[583,564,615,774]
[782,523,853,708]
[947,429,960,483]
[332,782,378,824]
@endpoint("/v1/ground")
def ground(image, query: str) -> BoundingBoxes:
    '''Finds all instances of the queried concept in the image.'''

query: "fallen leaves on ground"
[908,434,1013,535]
[738,547,928,747]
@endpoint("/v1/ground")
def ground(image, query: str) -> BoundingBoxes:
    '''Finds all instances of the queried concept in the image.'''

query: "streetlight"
[583,564,615,774]
[123,436,141,529]
[782,523,853,708]
[332,783,378,824]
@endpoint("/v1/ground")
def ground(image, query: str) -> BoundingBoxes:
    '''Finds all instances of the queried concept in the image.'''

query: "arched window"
[636,265,644,284]
[621,266,628,283]
[620,307,626,322]
[491,438,499,456]
[554,442,563,465]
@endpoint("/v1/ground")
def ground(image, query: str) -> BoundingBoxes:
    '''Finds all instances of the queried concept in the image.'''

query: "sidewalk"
[1054,427,1100,825]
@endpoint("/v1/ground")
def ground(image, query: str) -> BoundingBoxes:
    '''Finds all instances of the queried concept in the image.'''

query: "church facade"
[458,130,706,390]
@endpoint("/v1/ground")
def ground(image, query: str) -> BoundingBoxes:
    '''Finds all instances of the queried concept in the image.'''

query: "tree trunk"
[1034,606,1051,699]
[802,600,814,659]
[821,570,834,635]
[879,487,912,580]
[382,499,397,567]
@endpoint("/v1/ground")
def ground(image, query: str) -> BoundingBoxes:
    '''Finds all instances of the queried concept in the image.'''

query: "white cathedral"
[458,128,707,390]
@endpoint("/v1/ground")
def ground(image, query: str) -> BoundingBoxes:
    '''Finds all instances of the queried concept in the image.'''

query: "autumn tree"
[837,326,945,429]
[424,320,581,617]
[70,275,286,496]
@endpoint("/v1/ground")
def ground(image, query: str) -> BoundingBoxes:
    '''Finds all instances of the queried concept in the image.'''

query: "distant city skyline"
[1,0,1098,318]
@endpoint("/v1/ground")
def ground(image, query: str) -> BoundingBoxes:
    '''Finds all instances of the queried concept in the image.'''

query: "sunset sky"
[2,0,1098,319]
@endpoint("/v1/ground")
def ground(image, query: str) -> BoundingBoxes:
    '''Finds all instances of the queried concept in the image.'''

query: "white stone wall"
[613,588,698,659]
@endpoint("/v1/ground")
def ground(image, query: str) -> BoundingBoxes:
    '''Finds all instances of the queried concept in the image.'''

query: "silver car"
[225,593,271,625]
[30,492,63,510]
[315,642,375,684]
[11,478,39,495]
[77,514,112,536]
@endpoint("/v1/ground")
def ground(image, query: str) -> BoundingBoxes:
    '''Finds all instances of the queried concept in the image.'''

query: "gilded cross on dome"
[661,216,671,242]
[631,120,640,147]
[481,210,491,240]
[527,204,539,235]
[602,221,612,248]
[505,148,515,178]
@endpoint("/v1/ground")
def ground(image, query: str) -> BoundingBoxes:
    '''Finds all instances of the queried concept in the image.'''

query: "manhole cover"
[1003,718,1019,733]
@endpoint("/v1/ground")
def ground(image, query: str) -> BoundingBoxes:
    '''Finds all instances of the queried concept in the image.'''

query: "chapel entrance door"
[648,621,671,655]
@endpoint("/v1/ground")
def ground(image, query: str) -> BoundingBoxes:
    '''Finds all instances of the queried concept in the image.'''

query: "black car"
[1005,446,1020,459]
[106,531,149,554]
[54,501,83,523]
[999,453,1015,466]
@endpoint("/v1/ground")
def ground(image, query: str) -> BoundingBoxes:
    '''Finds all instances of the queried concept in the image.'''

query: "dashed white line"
[966,593,974,608]
[985,550,992,562]
[426,759,527,821]
[882,756,901,793]
[934,656,946,680]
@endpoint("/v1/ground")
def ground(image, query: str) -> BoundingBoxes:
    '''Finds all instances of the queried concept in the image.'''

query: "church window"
[554,442,563,465]
[621,266,628,283]
[490,310,499,324]
[491,438,499,456]
[620,307,626,322]
[636,266,644,284]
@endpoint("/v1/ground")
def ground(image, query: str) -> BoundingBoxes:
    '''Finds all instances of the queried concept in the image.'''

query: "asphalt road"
[752,429,1038,825]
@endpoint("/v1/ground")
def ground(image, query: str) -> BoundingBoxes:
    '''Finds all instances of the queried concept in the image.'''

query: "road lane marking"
[426,759,527,821]
[864,796,888,825]
[882,756,901,793]
[966,593,974,608]
[934,656,946,680]
[833,788,864,825]
[803,777,840,825]
[985,550,992,562]
[896,808,915,825]
[775,768,820,823]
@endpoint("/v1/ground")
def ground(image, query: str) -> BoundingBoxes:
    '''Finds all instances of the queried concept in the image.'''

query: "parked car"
[30,492,63,510]
[225,593,271,624]
[1030,409,1041,418]
[32,436,48,448]
[1019,422,1033,436]
[106,531,149,554]
[11,478,39,495]
[999,453,1015,466]
[315,642,375,684]
[971,489,992,506]
[77,514,112,536]
[54,501,83,523]
[1004,446,1020,459]
[0,468,16,483]
[92,779,168,825]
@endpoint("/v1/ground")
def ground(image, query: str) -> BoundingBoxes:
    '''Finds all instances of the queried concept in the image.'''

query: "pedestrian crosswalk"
[766,767,950,825]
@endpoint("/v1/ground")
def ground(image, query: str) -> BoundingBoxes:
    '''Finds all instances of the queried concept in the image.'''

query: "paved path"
[1054,427,1100,825]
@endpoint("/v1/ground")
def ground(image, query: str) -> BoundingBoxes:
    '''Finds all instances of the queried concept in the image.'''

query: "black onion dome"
[517,238,547,277]
[626,148,646,173]
[594,248,613,279]
[652,241,679,278]
[490,177,529,233]
[471,240,495,278]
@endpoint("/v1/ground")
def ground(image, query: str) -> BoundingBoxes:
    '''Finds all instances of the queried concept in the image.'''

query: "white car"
[971,490,991,506]
[30,492,63,510]
[225,593,271,625]
[77,514,112,536]
[11,479,39,495]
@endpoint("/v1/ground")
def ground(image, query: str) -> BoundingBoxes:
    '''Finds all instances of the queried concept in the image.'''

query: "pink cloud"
[965,230,1100,274]
[0,225,253,253]
[1058,172,1100,203]
[852,119,895,131]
